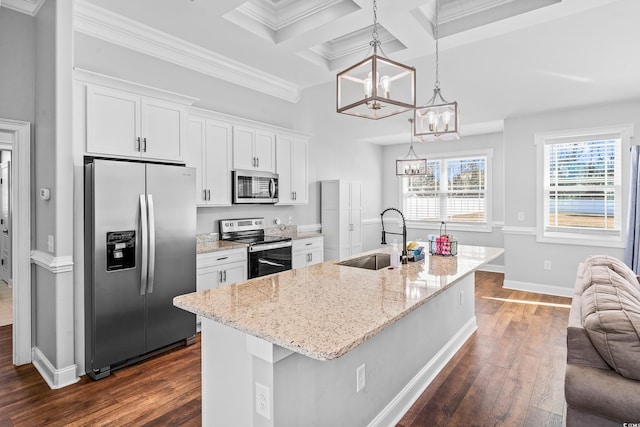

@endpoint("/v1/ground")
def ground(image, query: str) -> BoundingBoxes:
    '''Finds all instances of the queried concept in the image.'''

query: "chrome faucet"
[380,207,408,264]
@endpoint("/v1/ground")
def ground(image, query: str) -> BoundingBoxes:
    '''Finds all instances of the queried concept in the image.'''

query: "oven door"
[248,241,292,278]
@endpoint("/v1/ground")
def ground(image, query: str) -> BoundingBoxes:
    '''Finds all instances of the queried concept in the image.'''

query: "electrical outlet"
[544,260,552,270]
[356,364,366,393]
[517,211,525,221]
[255,382,270,419]
[47,235,54,253]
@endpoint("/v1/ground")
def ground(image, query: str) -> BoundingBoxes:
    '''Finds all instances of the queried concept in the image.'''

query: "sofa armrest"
[567,296,609,369]
[565,364,640,423]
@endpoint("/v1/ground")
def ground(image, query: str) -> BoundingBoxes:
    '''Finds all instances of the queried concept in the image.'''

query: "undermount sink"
[337,253,391,270]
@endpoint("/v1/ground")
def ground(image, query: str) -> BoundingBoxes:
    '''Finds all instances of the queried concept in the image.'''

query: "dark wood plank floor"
[0,272,571,426]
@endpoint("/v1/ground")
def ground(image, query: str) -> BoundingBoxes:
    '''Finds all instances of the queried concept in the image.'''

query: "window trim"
[398,148,494,233]
[535,124,633,247]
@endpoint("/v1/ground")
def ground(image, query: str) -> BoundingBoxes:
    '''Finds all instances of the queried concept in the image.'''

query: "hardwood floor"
[0,280,11,326]
[0,272,570,426]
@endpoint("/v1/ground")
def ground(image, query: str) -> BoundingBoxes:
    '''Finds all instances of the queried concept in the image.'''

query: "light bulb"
[442,111,451,132]
[380,75,390,98]
[427,111,436,132]
[364,76,372,98]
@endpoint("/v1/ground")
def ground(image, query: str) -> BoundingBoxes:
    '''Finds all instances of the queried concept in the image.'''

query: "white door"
[0,161,10,284]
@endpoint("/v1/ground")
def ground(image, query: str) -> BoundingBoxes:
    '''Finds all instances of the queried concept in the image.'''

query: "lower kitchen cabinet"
[197,248,247,291]
[292,237,324,269]
[196,248,247,331]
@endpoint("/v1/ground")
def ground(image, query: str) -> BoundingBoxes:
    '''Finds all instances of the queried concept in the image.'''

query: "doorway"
[0,119,31,366]
[0,150,11,327]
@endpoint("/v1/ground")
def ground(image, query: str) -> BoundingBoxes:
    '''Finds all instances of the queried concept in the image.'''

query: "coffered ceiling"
[4,0,640,141]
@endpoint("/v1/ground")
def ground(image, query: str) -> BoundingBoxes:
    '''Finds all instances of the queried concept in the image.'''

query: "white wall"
[502,99,639,295]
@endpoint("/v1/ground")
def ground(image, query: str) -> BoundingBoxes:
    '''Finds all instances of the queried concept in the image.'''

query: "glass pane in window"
[447,192,486,222]
[544,138,619,231]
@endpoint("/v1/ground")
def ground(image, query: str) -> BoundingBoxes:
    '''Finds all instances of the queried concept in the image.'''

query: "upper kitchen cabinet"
[276,134,308,205]
[75,69,198,163]
[186,115,233,206]
[233,125,275,172]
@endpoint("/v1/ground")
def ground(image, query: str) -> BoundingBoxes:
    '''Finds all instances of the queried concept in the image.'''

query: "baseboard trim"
[32,347,80,390]
[478,263,504,273]
[368,317,478,427]
[503,279,573,298]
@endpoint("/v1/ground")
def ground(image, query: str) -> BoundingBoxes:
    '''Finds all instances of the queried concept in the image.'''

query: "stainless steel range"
[219,217,292,279]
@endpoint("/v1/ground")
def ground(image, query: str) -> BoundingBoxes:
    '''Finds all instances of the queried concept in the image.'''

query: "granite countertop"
[196,239,247,254]
[196,227,322,254]
[175,244,503,361]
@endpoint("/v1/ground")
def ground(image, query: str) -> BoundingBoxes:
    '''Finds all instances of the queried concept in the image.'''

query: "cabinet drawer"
[292,237,323,252]
[197,248,247,269]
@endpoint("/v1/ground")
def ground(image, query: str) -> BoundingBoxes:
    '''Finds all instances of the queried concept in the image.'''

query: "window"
[401,152,490,229]
[536,125,633,247]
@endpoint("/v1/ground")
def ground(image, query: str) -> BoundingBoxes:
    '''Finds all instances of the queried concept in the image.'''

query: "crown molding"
[73,0,301,103]
[2,0,45,16]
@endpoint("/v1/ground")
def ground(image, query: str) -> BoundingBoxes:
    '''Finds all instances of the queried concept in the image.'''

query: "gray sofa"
[565,255,640,426]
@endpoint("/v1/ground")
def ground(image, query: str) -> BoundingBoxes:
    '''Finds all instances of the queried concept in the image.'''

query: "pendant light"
[414,0,459,141]
[397,118,427,176]
[336,0,416,120]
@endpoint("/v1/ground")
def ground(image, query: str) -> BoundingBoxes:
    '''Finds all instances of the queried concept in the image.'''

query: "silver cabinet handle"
[217,256,228,261]
[256,157,260,168]
[218,271,223,283]
[203,189,207,201]
[136,137,141,152]
[142,137,147,153]
[223,270,227,282]
[146,194,156,294]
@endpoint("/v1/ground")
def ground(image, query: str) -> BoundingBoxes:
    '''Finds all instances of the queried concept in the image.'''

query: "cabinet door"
[291,138,308,204]
[222,261,247,284]
[186,118,207,205]
[204,121,233,206]
[197,265,223,291]
[254,130,275,172]
[292,251,308,269]
[276,134,293,204]
[233,126,255,170]
[86,85,140,157]
[141,98,183,161]
[308,248,323,266]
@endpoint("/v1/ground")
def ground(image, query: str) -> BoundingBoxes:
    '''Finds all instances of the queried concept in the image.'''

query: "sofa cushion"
[582,266,640,381]
[582,255,640,293]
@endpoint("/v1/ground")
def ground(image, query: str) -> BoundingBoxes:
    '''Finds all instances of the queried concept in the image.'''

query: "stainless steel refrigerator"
[84,158,196,380]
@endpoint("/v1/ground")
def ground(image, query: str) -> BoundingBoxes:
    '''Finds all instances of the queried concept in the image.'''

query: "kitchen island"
[174,245,502,427]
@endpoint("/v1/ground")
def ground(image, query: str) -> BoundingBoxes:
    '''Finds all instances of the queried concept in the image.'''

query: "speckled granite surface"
[175,245,503,361]
[196,239,247,254]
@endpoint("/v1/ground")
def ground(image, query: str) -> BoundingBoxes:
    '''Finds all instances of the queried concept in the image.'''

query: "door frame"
[0,118,31,365]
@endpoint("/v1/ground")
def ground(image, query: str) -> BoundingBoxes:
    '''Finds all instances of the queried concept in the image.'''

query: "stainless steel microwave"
[232,170,279,204]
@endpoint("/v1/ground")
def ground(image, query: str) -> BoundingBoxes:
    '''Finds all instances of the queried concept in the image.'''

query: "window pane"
[402,156,488,224]
[544,138,620,231]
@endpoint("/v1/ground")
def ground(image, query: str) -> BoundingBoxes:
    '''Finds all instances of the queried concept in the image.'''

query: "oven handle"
[258,258,285,268]
[248,241,292,252]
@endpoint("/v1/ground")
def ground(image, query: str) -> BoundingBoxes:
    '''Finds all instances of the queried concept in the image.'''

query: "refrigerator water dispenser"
[106,230,135,271]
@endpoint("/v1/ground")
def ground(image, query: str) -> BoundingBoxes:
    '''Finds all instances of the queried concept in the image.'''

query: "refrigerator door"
[86,160,147,373]
[144,163,196,351]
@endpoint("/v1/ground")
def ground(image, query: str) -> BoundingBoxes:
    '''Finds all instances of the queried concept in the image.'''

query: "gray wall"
[503,99,640,293]
[0,8,35,123]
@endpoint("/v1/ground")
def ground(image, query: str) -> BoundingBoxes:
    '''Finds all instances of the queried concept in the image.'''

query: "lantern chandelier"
[414,0,459,141]
[336,0,416,120]
[396,118,427,176]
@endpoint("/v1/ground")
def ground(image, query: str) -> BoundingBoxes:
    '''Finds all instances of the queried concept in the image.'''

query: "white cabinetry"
[197,248,247,292]
[233,126,276,172]
[276,134,308,205]
[85,85,188,162]
[321,180,362,261]
[233,125,275,172]
[292,237,324,269]
[186,117,233,206]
